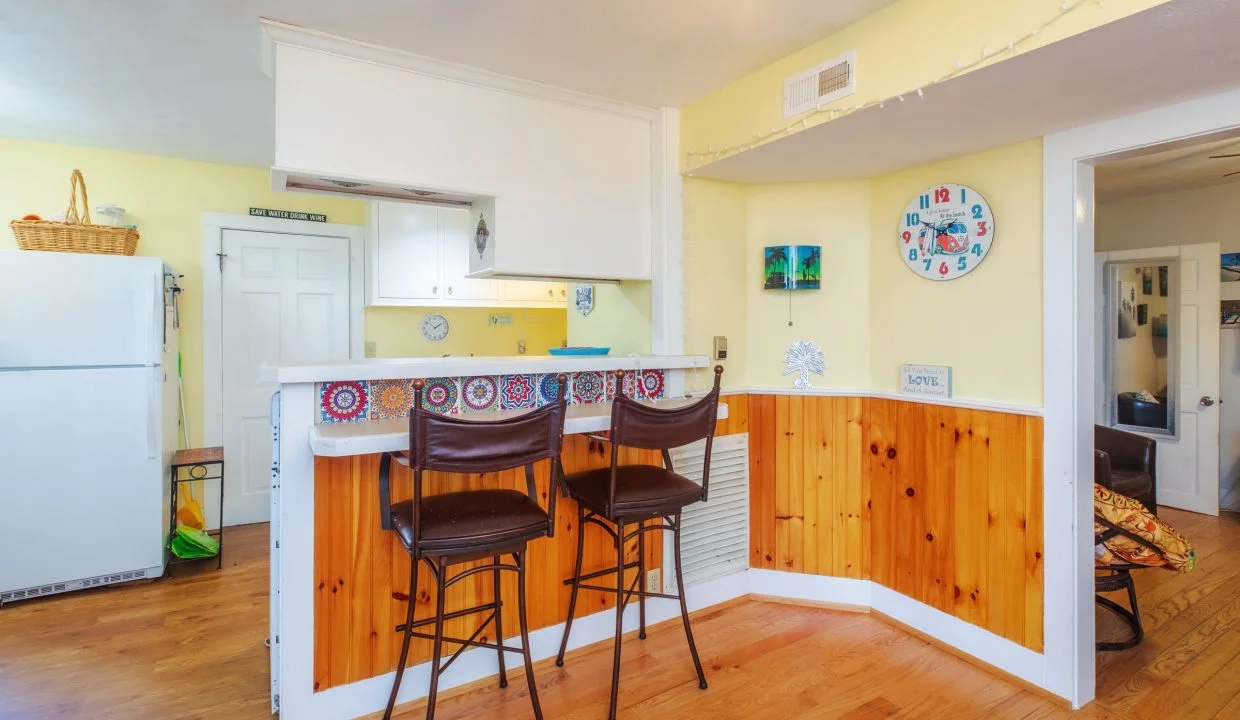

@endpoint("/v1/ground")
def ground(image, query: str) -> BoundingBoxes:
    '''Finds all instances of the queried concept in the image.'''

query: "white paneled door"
[221,229,352,526]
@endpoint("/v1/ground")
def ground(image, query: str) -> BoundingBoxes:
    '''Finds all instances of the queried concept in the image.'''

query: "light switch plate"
[712,336,728,361]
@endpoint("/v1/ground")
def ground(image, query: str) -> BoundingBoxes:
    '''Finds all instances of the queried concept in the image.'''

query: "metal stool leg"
[493,555,508,689]
[383,555,420,720]
[425,562,447,720]
[673,513,708,690]
[608,518,626,720]
[516,549,544,720]
[637,519,647,640]
[556,504,586,667]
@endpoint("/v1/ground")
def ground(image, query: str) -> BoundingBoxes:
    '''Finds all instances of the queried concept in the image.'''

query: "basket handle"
[65,169,92,225]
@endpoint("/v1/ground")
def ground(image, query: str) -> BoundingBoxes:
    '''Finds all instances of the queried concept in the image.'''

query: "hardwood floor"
[2,510,1238,719]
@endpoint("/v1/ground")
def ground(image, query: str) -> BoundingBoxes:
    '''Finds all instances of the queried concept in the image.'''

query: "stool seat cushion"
[565,465,703,517]
[390,489,548,553]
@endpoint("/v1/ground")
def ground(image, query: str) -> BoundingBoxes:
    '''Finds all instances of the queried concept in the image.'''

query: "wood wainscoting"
[727,393,1044,653]
[313,437,663,692]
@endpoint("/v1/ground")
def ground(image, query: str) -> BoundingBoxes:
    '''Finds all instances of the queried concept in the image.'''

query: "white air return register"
[783,50,857,118]
[665,434,749,590]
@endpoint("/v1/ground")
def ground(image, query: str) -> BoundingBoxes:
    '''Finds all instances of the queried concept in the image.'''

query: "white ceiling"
[0,0,896,167]
[693,0,1240,184]
[1096,134,1240,201]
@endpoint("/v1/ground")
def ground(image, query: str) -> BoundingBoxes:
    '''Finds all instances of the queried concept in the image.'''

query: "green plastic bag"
[170,525,219,559]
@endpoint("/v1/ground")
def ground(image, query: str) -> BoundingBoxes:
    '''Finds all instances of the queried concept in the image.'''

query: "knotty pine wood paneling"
[744,394,1043,653]
[312,436,664,691]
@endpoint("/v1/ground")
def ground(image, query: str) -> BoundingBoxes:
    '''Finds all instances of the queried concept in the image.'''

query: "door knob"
[1201,396,1216,407]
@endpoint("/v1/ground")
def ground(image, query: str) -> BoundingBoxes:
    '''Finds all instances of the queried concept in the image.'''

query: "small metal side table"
[168,447,225,570]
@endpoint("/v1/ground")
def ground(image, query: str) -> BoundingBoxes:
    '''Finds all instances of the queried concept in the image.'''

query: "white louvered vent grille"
[669,434,749,589]
[1,569,153,605]
[783,50,856,118]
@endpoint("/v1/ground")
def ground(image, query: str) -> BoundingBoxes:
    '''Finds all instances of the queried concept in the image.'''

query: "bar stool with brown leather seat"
[555,366,724,720]
[377,376,569,720]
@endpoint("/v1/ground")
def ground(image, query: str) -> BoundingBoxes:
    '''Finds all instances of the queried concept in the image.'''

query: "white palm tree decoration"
[783,341,825,390]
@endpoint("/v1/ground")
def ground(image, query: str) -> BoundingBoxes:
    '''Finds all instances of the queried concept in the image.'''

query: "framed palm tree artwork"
[764,245,822,290]
[794,245,821,289]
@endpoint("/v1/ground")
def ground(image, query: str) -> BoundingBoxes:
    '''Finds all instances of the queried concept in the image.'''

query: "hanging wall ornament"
[473,214,490,259]
[783,340,825,390]
[574,285,594,316]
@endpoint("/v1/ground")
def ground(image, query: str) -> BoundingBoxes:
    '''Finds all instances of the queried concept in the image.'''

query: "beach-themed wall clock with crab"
[899,183,995,281]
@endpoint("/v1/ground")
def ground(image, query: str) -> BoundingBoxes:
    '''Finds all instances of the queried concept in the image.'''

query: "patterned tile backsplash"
[318,369,667,424]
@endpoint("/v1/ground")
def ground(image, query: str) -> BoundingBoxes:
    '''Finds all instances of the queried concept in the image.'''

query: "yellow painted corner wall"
[745,181,870,389]
[566,282,652,355]
[680,0,1170,167]
[0,136,365,446]
[366,307,566,358]
[869,139,1044,405]
[684,178,748,391]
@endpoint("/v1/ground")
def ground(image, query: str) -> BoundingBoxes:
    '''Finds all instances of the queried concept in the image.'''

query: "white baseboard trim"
[300,568,1057,718]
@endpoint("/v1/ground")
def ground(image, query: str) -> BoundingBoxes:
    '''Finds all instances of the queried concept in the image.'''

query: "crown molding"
[258,18,660,122]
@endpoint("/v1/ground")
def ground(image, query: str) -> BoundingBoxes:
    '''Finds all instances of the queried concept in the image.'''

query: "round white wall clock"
[898,183,995,281]
[420,313,450,343]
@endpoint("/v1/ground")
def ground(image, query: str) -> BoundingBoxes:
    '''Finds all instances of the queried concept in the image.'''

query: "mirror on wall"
[1104,261,1176,435]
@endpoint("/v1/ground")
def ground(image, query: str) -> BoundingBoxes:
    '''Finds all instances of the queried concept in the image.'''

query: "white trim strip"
[716,387,1043,417]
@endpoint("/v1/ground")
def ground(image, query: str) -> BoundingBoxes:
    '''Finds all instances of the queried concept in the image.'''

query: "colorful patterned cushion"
[1094,484,1196,572]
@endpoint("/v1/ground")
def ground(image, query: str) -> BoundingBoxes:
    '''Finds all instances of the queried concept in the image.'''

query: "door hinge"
[217,252,227,271]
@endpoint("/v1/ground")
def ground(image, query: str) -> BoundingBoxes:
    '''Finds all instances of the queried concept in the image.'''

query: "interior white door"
[1164,243,1221,514]
[221,229,352,526]
[441,208,499,301]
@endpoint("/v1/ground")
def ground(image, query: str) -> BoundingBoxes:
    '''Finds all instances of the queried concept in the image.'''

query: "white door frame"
[1044,87,1240,708]
[201,212,365,449]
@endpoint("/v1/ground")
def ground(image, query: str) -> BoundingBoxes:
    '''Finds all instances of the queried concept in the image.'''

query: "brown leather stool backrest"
[403,375,569,550]
[605,366,724,508]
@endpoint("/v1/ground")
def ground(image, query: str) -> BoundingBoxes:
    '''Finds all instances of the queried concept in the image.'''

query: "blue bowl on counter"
[548,347,611,356]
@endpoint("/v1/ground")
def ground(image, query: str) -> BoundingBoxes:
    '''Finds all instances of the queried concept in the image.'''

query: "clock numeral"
[919,195,930,210]
[960,188,967,204]
[971,243,983,257]
[923,258,932,271]
[938,261,950,276]
[971,204,984,219]
[908,249,918,262]
[976,221,988,236]
[906,212,920,227]
[902,230,912,244]
[934,187,950,204]
[957,257,968,271]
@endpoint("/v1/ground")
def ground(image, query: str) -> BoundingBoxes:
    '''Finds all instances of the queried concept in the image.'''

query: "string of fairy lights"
[684,0,1110,173]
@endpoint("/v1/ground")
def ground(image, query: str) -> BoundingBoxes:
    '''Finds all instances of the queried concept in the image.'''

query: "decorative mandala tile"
[637,369,666,400]
[536,374,567,406]
[320,380,369,423]
[461,375,499,412]
[499,374,537,410]
[370,379,415,420]
[420,377,459,414]
[606,370,636,401]
[571,371,605,405]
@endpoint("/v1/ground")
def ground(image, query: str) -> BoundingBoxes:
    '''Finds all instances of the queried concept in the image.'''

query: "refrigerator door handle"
[147,271,160,366]
[147,368,159,459]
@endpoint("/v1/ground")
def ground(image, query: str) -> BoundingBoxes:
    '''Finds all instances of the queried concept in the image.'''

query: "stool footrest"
[562,561,640,585]
[395,600,499,632]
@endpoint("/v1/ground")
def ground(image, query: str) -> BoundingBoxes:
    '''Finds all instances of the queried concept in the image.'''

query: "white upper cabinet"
[367,202,564,309]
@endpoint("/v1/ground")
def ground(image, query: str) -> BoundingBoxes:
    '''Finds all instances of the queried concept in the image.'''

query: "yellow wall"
[366,307,566,358]
[869,139,1044,405]
[681,0,1169,170]
[746,181,871,389]
[683,178,749,390]
[0,137,569,445]
[566,282,653,355]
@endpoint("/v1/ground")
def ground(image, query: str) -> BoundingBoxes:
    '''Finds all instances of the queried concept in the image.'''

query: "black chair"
[1095,424,1157,512]
[377,376,568,720]
[556,366,724,720]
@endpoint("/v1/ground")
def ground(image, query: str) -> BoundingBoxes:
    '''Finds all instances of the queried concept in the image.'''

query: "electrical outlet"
[645,568,662,594]
[517,340,527,355]
[364,341,377,358]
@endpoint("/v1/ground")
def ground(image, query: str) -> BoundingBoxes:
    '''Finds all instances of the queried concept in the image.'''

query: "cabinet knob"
[448,286,453,295]
[548,289,553,297]
[432,285,437,293]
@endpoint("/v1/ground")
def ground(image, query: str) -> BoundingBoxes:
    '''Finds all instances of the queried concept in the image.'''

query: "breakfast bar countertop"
[309,397,729,456]
[260,354,713,385]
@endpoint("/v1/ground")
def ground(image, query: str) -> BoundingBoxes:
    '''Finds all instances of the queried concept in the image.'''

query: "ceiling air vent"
[783,50,856,119]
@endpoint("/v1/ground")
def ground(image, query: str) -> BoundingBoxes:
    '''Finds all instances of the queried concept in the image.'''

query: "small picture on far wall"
[1118,280,1137,340]
[1223,300,1240,326]
[1153,314,1169,338]
[1141,267,1153,295]
[1159,266,1169,296]
[1223,253,1240,282]
[1138,304,1148,325]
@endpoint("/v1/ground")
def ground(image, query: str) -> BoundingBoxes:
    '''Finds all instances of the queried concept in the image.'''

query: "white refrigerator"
[0,251,180,602]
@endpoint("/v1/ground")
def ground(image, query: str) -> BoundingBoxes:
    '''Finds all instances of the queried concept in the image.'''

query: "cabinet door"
[440,209,499,301]
[374,202,440,302]
[502,280,565,304]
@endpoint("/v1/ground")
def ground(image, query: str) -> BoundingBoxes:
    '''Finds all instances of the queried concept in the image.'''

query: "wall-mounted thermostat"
[713,336,728,361]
